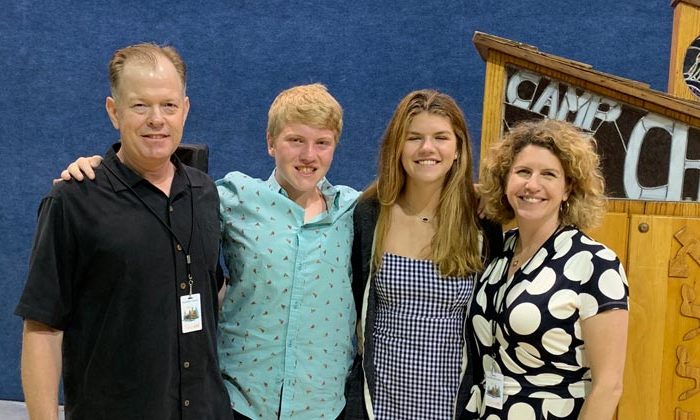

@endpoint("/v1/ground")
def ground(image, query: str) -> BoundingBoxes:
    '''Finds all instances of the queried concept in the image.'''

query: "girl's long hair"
[363,89,483,277]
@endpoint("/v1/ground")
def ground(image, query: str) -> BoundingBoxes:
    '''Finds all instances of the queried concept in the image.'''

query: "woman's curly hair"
[479,119,606,230]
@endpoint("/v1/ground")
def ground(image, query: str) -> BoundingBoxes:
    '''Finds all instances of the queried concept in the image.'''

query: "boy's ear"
[267,132,275,157]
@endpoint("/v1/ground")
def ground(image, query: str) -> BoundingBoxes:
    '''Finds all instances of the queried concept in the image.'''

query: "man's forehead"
[121,55,171,77]
[115,57,185,95]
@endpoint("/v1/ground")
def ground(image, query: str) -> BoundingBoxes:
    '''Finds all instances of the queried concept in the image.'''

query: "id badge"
[484,370,504,409]
[180,293,203,333]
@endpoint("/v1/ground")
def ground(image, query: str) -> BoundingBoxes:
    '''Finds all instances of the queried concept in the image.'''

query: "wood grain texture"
[666,221,700,416]
[618,215,674,419]
[473,32,700,125]
[479,51,507,158]
[668,1,700,99]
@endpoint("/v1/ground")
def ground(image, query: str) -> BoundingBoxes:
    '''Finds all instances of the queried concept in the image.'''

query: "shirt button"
[183,361,190,368]
[169,205,174,212]
[176,244,183,251]
[180,282,187,290]
[184,400,190,407]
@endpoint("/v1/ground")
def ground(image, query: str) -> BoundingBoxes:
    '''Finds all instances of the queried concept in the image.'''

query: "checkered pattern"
[372,253,475,419]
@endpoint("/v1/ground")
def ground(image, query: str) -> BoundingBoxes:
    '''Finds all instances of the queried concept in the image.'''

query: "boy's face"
[267,122,337,203]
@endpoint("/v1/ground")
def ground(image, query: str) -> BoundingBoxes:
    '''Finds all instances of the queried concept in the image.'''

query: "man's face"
[267,122,337,203]
[105,56,190,173]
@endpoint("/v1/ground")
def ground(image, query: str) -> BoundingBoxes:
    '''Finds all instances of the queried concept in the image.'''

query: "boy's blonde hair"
[267,83,343,142]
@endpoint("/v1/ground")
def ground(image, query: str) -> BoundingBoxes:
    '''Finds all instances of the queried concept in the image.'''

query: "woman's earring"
[560,200,570,215]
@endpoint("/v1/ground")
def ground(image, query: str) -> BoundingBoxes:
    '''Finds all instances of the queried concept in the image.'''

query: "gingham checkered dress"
[372,252,474,419]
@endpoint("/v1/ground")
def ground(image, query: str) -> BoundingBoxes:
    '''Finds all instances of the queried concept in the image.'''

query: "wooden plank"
[479,51,507,155]
[606,202,700,218]
[645,202,700,217]
[668,1,700,99]
[606,200,647,215]
[672,0,700,10]
[664,218,700,417]
[618,215,674,419]
[586,212,629,265]
[472,32,700,122]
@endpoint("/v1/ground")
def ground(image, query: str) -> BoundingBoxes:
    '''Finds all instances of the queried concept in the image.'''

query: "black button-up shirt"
[16,144,233,420]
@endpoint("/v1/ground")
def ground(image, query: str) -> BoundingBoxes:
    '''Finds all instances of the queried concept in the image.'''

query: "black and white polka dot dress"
[372,252,474,419]
[468,226,628,419]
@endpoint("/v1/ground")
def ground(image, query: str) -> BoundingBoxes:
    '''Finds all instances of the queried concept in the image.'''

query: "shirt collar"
[265,169,340,210]
[103,143,204,192]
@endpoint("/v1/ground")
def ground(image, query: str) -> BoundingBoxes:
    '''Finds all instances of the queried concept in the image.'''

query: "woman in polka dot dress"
[467,119,629,420]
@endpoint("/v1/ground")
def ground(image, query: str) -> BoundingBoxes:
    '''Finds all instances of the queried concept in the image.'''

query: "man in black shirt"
[15,43,233,420]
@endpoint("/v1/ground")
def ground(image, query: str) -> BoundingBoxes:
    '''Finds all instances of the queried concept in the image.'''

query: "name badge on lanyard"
[484,369,504,409]
[180,293,203,333]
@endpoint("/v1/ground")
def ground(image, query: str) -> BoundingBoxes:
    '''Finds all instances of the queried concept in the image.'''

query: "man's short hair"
[267,83,343,142]
[108,43,187,99]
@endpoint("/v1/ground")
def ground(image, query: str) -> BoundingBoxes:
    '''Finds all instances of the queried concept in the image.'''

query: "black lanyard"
[104,161,197,294]
[490,243,519,358]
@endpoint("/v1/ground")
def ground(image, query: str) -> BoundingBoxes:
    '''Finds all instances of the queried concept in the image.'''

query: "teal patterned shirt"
[216,171,359,419]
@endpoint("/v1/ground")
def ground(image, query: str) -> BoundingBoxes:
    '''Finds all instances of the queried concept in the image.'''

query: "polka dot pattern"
[548,289,577,320]
[523,248,548,274]
[514,342,544,369]
[543,398,575,417]
[507,402,536,419]
[524,373,564,386]
[599,269,626,300]
[563,251,594,283]
[468,226,628,418]
[503,352,528,375]
[509,303,541,335]
[473,314,494,347]
[527,267,556,295]
[542,328,571,355]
